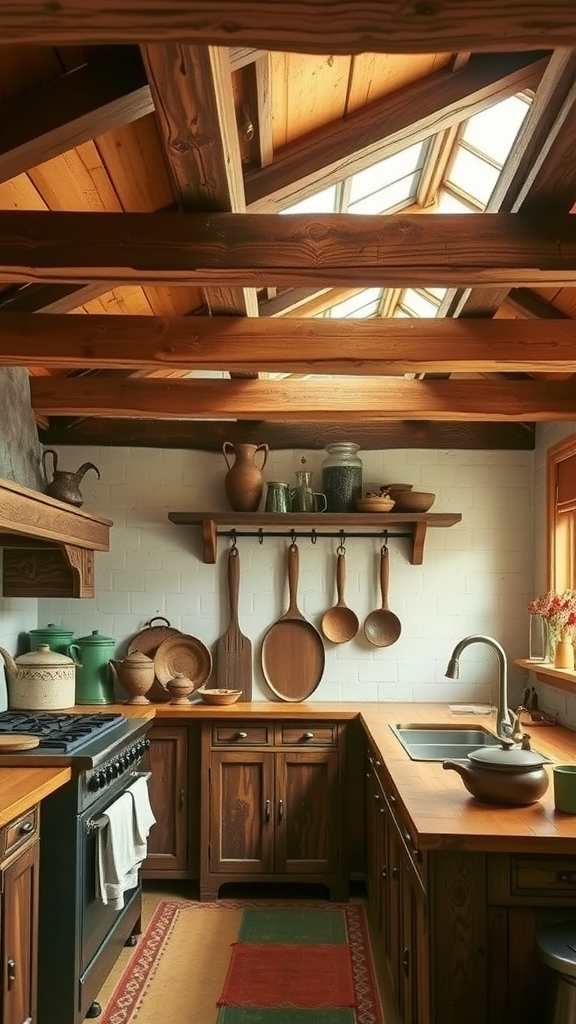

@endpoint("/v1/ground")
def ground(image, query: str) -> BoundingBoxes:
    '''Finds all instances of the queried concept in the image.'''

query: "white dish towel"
[96,778,156,910]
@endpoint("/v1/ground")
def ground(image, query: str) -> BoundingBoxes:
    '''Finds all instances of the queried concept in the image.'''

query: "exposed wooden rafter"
[2,211,576,289]
[2,314,575,375]
[1,2,575,53]
[29,376,576,422]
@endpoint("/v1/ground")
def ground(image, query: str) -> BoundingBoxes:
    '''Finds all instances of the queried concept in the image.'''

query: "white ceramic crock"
[0,644,77,710]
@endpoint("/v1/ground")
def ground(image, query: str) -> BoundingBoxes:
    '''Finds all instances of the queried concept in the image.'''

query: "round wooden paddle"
[321,549,359,643]
[261,543,325,702]
[364,544,402,647]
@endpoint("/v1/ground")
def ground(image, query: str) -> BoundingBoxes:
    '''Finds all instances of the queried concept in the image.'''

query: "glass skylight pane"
[282,186,337,214]
[447,148,500,206]
[348,142,425,203]
[394,308,410,317]
[402,289,439,317]
[327,288,382,318]
[462,95,530,166]
[426,286,447,300]
[348,174,418,215]
[436,189,476,213]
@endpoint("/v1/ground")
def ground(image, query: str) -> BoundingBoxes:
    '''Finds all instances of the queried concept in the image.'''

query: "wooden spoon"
[321,550,359,643]
[364,545,402,647]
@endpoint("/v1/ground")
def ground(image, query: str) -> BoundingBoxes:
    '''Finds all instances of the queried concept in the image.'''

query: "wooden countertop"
[150,699,576,853]
[0,766,72,828]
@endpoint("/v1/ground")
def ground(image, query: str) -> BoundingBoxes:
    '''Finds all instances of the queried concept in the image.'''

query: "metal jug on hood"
[42,449,100,507]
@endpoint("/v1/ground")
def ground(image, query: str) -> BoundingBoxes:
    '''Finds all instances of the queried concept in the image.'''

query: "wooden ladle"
[364,545,402,647]
[321,548,359,644]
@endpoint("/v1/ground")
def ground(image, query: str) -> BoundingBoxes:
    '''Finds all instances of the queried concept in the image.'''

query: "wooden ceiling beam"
[506,288,570,320]
[3,313,576,374]
[3,211,576,289]
[0,283,110,313]
[0,47,153,186]
[245,52,547,210]
[29,376,576,422]
[38,418,536,452]
[1,2,575,53]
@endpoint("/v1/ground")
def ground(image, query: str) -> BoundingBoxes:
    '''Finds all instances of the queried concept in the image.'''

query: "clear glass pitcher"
[290,471,327,512]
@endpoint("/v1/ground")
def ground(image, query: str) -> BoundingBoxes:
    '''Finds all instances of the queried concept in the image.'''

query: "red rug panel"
[218,942,355,1009]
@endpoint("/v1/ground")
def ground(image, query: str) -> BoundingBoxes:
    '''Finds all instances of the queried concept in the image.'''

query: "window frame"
[546,432,576,592]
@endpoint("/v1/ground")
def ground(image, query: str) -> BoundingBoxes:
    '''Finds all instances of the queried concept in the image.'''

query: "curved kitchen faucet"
[445,635,518,744]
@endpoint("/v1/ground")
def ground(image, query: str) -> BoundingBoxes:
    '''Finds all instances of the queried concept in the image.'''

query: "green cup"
[553,765,576,813]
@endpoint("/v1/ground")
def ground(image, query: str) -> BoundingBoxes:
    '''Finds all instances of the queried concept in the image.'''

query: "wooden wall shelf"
[168,511,462,565]
[515,658,576,695]
[0,477,112,598]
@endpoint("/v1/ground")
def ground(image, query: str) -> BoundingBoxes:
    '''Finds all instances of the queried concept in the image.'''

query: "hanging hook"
[311,529,317,545]
[337,528,346,555]
[230,529,237,551]
[290,528,297,547]
[258,528,264,545]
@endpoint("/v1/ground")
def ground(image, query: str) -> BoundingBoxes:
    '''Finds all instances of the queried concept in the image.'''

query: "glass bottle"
[321,441,363,512]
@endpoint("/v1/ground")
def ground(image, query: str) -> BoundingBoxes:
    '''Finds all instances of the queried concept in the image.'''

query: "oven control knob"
[88,775,100,792]
[106,765,115,782]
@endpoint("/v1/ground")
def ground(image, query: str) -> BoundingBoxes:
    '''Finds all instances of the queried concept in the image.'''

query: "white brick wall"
[30,443,538,710]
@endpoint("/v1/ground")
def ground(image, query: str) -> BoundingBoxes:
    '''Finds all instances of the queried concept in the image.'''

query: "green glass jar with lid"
[28,622,75,656]
[321,441,363,512]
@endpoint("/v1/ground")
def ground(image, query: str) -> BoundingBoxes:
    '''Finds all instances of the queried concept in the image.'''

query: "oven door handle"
[85,771,152,834]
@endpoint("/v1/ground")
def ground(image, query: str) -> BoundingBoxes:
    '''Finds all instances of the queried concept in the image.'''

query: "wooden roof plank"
[28,376,576,422]
[245,52,548,210]
[0,2,574,53]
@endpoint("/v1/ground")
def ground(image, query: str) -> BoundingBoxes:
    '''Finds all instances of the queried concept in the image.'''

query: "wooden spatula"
[215,546,253,699]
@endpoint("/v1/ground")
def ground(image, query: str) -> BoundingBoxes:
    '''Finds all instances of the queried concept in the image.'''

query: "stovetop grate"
[0,711,126,752]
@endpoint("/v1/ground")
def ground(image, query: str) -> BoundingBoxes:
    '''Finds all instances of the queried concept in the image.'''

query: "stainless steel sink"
[390,723,501,761]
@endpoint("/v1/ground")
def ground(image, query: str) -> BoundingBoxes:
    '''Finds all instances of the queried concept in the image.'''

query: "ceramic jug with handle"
[0,644,76,710]
[42,448,100,507]
[222,442,269,512]
[290,470,327,512]
[69,629,116,705]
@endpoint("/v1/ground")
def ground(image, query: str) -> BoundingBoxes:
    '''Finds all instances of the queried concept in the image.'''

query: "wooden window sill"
[515,658,576,694]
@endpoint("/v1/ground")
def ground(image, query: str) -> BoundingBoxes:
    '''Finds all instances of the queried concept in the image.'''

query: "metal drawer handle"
[235,731,248,741]
[402,948,410,977]
[302,731,314,740]
[558,871,576,884]
[265,799,271,823]
[278,799,284,823]
[19,821,34,835]
[7,959,16,985]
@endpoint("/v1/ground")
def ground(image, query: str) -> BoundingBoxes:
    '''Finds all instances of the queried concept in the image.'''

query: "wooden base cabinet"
[0,806,39,1024]
[142,723,192,878]
[200,720,347,900]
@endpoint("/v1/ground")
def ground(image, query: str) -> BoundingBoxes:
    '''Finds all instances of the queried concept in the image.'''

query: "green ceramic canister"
[28,623,75,656]
[69,629,116,705]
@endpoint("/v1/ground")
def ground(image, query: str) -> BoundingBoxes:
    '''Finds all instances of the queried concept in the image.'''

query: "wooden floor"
[90,880,401,1024]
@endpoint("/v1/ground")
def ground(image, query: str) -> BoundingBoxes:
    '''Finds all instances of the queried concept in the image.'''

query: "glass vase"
[528,614,548,662]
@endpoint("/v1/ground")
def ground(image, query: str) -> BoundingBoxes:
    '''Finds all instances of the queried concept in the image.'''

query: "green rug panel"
[218,1009,354,1024]
[238,908,347,944]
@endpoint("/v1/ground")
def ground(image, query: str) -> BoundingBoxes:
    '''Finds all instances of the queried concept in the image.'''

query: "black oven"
[0,711,152,1024]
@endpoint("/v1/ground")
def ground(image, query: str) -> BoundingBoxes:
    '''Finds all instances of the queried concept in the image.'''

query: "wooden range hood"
[0,478,111,598]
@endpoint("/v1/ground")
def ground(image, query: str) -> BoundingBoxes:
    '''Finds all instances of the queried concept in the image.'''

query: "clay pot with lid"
[111,651,155,704]
[0,644,76,710]
[443,744,550,806]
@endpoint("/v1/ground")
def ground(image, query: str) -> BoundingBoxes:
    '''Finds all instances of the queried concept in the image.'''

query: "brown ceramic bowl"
[393,490,436,513]
[197,688,242,705]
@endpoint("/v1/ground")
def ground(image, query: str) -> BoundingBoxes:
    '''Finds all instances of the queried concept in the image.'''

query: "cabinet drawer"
[0,807,38,862]
[513,857,576,898]
[278,723,338,747]
[212,723,271,746]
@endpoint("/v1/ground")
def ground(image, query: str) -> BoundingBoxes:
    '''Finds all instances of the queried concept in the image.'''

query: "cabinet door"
[143,724,189,876]
[1,839,39,1024]
[274,750,340,875]
[399,851,429,1024]
[209,750,275,874]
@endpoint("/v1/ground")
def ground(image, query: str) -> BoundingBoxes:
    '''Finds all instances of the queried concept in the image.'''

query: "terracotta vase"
[222,442,269,512]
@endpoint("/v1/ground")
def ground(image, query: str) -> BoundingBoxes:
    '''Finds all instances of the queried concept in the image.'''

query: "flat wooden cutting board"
[0,735,40,750]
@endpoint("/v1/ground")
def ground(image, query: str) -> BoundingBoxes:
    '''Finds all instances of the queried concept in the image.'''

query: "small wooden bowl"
[197,688,243,705]
[393,490,436,513]
[355,496,396,513]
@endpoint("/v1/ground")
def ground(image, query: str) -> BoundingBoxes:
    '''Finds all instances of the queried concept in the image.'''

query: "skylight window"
[447,147,501,206]
[325,288,382,318]
[348,143,426,204]
[461,94,530,166]
[282,185,338,214]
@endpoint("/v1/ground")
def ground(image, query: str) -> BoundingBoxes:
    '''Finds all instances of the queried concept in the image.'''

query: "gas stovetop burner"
[0,711,126,753]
